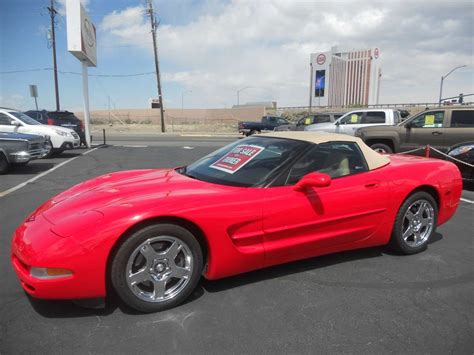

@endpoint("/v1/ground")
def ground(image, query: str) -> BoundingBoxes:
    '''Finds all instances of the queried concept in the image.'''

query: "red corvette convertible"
[11,132,462,312]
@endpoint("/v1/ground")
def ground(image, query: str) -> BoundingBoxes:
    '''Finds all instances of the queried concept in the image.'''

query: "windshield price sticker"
[350,114,359,123]
[210,145,264,174]
[305,117,312,125]
[424,115,435,126]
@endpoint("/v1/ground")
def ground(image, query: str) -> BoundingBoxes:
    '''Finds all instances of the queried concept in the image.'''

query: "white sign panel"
[66,0,97,67]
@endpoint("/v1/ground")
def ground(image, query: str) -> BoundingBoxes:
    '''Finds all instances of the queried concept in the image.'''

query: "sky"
[0,0,473,111]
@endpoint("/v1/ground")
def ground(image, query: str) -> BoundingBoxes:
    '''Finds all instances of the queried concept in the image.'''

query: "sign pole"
[34,97,38,110]
[82,61,92,148]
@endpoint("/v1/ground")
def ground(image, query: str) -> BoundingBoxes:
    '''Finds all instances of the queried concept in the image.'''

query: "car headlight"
[53,129,69,137]
[448,145,474,156]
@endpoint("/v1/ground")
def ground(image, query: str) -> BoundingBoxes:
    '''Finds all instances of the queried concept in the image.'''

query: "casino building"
[309,46,382,107]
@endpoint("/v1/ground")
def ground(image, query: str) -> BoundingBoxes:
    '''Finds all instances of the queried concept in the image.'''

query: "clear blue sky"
[1,0,473,111]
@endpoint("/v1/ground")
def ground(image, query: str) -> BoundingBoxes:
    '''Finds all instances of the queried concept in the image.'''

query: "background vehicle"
[0,108,80,156]
[238,115,289,135]
[447,141,474,183]
[25,110,85,145]
[0,132,50,174]
[274,112,343,131]
[305,109,401,135]
[355,107,474,154]
[11,132,462,313]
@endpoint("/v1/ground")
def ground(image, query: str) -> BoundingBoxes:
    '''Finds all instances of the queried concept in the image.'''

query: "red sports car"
[11,132,462,312]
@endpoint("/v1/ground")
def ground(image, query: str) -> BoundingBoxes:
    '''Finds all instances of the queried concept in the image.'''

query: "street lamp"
[181,90,192,109]
[438,65,467,106]
[236,86,254,106]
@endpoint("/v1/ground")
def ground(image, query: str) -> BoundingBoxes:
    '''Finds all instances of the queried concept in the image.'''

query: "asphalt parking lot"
[1,136,473,354]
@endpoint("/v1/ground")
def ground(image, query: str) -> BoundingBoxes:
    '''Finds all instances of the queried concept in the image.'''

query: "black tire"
[370,143,393,154]
[390,191,438,254]
[0,154,9,174]
[52,148,65,156]
[43,140,54,158]
[111,224,203,313]
[247,130,257,136]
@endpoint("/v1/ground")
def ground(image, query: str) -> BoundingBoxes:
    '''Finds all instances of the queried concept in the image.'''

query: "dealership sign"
[66,0,97,67]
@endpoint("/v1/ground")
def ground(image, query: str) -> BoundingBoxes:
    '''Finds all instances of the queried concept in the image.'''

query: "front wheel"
[0,154,9,174]
[111,224,203,313]
[390,191,438,254]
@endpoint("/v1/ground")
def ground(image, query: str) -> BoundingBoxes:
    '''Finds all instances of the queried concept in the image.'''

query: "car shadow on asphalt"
[25,232,443,318]
[8,162,57,175]
[202,232,444,293]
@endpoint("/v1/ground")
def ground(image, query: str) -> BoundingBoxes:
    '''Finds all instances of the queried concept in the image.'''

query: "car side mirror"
[293,172,331,192]
[11,120,21,127]
[335,121,341,126]
[405,122,413,129]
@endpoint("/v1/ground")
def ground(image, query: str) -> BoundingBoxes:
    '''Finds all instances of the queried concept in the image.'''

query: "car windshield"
[9,112,41,125]
[179,136,309,187]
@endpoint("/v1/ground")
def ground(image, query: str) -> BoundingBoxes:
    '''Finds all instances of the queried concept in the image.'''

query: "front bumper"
[10,151,32,164]
[11,214,106,299]
[59,139,80,150]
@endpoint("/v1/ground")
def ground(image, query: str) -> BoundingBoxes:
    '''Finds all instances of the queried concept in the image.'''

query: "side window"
[451,111,473,127]
[340,112,363,125]
[361,111,385,124]
[314,115,331,123]
[393,111,400,124]
[410,111,445,128]
[0,113,13,125]
[267,117,277,124]
[285,142,369,184]
[277,118,288,125]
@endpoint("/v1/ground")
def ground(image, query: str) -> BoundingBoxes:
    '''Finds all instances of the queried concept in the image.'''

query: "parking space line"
[460,197,474,204]
[0,147,101,198]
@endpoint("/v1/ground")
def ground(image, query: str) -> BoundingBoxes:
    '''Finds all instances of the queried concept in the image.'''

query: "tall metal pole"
[147,0,165,132]
[309,62,313,111]
[48,0,60,111]
[438,65,467,106]
[82,61,92,148]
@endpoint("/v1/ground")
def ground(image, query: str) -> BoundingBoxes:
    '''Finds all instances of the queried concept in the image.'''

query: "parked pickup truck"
[274,112,344,131]
[305,109,402,135]
[0,132,51,174]
[238,116,289,136]
[354,107,474,153]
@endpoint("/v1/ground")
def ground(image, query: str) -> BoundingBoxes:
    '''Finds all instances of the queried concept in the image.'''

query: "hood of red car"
[38,169,214,224]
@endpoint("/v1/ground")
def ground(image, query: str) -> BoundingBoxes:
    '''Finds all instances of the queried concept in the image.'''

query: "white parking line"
[460,197,474,204]
[0,147,101,198]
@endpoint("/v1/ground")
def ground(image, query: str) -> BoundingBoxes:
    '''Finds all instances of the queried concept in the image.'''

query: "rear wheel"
[370,143,393,154]
[390,191,438,254]
[111,224,203,313]
[0,154,9,174]
[52,148,65,156]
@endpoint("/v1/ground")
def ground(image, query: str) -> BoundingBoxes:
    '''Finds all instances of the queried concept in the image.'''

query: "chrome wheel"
[126,236,193,303]
[401,199,434,247]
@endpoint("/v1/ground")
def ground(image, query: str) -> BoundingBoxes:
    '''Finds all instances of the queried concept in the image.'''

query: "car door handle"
[365,180,380,188]
[432,131,443,136]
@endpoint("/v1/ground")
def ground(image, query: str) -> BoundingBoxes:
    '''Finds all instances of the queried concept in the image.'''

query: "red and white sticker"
[210,145,264,174]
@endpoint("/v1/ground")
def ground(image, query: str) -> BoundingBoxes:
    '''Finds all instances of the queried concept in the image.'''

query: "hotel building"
[309,46,382,107]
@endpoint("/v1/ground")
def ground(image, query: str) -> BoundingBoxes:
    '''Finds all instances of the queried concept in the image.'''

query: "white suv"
[0,108,80,155]
[304,109,401,136]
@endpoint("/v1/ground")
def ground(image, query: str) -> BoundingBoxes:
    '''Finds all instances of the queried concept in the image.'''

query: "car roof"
[262,131,390,170]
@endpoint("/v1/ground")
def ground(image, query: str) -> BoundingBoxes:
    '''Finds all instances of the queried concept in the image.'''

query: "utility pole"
[47,0,60,111]
[146,0,165,132]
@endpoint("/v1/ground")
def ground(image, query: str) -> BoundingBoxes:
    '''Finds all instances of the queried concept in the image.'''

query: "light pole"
[438,65,467,106]
[236,86,253,106]
[181,90,192,109]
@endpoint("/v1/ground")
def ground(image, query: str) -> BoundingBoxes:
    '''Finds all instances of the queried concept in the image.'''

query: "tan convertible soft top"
[262,131,390,170]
